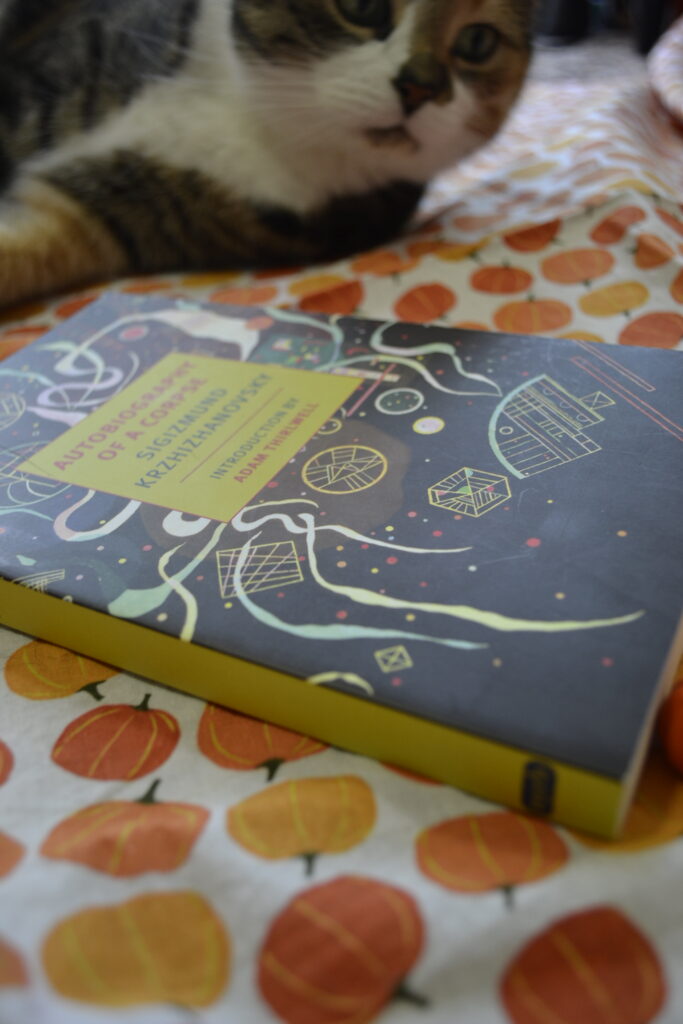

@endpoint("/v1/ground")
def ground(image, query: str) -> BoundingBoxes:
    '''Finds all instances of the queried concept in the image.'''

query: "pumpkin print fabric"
[258,876,425,1024]
[42,891,230,1007]
[51,693,180,780]
[40,779,209,877]
[4,641,117,702]
[3,19,683,1023]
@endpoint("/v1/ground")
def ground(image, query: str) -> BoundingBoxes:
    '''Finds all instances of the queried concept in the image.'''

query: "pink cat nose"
[393,56,452,116]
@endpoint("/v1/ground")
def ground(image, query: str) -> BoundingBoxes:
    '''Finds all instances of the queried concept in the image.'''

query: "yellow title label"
[20,353,357,522]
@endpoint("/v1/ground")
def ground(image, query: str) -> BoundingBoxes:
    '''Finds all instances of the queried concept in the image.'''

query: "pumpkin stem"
[301,852,317,876]
[501,884,515,910]
[135,693,152,712]
[80,681,105,702]
[261,758,284,782]
[393,981,430,1008]
[137,779,162,805]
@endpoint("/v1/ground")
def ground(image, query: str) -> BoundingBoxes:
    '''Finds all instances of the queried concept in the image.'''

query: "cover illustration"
[1,294,682,786]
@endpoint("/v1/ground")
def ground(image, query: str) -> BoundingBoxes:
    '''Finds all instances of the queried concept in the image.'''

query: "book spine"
[0,579,624,838]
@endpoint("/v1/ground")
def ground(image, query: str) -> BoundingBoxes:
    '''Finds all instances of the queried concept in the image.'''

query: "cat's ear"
[0,179,125,307]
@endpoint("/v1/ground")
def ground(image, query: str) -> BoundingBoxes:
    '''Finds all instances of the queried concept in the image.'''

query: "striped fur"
[0,0,533,305]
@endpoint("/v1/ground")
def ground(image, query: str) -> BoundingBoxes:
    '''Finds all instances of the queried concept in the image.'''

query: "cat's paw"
[0,180,125,308]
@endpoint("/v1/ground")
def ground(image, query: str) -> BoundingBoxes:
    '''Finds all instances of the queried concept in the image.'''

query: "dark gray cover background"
[1,293,681,780]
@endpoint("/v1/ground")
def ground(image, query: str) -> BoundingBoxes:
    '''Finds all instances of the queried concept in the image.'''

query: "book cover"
[1,293,682,836]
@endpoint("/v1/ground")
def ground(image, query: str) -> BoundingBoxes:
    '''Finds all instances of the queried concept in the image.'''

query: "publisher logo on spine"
[522,761,556,816]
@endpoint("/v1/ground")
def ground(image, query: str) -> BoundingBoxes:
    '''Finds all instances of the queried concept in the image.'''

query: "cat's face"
[231,0,533,183]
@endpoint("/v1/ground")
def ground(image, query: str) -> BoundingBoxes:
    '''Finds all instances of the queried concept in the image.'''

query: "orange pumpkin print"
[634,233,674,269]
[259,876,426,1024]
[42,891,230,1007]
[406,238,445,258]
[227,775,376,874]
[435,240,489,262]
[350,250,417,276]
[54,294,99,319]
[0,324,50,359]
[51,693,179,780]
[670,268,683,303]
[120,279,174,293]
[471,265,533,295]
[40,778,209,876]
[453,213,501,232]
[494,299,572,334]
[500,905,666,1024]
[0,739,12,786]
[299,280,364,315]
[579,281,649,317]
[504,219,561,253]
[572,750,683,852]
[394,283,456,322]
[453,320,490,331]
[656,207,683,237]
[589,206,646,244]
[197,703,326,780]
[658,680,683,776]
[0,832,24,879]
[416,812,568,906]
[0,938,28,988]
[246,314,275,331]
[619,312,683,348]
[541,248,614,284]
[5,641,117,701]
[288,273,347,298]
[209,283,278,305]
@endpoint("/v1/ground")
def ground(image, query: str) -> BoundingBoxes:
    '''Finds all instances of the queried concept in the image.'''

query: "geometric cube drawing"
[428,467,511,518]
[374,645,413,674]
[216,540,303,598]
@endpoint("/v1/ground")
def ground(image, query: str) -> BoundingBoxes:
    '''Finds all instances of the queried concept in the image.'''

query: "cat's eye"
[452,24,501,64]
[335,0,392,30]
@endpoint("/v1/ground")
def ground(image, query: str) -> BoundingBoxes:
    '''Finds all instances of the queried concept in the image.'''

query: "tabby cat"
[0,0,533,307]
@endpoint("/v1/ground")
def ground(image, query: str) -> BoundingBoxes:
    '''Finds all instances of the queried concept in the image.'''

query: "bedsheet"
[2,22,683,1024]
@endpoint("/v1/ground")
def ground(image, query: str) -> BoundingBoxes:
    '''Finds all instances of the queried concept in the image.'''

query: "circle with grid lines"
[302,445,388,494]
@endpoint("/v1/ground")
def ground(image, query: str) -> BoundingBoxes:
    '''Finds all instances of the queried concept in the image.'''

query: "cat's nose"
[393,56,452,116]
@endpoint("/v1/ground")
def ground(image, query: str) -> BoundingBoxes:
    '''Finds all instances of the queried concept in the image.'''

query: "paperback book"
[1,293,682,836]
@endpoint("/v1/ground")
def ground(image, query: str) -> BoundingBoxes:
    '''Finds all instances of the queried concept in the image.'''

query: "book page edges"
[0,578,624,838]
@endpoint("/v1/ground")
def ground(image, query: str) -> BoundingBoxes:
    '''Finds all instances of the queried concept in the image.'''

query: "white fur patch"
[23,0,490,214]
